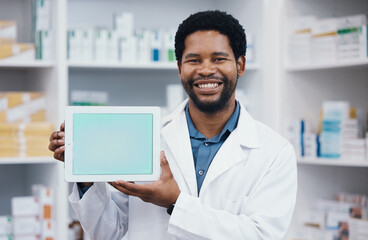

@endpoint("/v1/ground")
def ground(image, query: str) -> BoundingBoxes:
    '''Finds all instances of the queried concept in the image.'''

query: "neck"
[188,98,236,139]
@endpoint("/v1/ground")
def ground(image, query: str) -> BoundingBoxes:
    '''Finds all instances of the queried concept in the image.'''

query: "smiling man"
[49,10,297,240]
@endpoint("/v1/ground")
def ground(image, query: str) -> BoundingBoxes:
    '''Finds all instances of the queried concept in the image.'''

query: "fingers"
[114,180,153,195]
[60,122,65,131]
[48,138,65,151]
[110,182,139,197]
[53,146,65,162]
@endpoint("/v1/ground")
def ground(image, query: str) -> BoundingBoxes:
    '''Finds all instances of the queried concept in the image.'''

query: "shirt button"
[198,170,204,176]
[204,142,209,146]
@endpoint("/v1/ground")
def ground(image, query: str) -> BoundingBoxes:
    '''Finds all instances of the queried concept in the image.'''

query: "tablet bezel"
[64,106,161,182]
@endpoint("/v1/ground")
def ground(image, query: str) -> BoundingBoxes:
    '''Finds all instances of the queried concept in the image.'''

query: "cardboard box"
[12,216,41,236]
[11,197,39,217]
[0,216,12,235]
[0,20,16,44]
[0,44,35,61]
[0,92,46,123]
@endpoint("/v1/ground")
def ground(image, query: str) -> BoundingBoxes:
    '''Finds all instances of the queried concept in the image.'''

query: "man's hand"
[110,151,180,208]
[49,122,65,162]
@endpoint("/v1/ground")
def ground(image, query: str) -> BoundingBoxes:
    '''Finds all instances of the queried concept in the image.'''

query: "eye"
[214,58,227,62]
[186,59,200,63]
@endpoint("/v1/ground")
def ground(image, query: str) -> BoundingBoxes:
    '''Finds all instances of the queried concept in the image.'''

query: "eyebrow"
[184,53,200,59]
[212,52,230,57]
[184,52,230,59]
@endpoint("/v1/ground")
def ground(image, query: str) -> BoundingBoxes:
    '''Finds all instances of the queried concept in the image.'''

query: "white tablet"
[64,106,161,182]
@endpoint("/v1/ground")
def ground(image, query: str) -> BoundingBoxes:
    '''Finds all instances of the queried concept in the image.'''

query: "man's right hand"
[49,122,65,162]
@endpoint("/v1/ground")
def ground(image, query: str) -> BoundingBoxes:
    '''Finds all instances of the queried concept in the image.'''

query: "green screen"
[73,113,153,175]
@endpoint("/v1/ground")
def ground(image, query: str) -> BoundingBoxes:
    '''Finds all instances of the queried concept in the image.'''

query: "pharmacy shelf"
[0,157,57,165]
[68,62,178,70]
[297,157,368,167]
[68,61,260,71]
[0,61,56,69]
[285,59,368,72]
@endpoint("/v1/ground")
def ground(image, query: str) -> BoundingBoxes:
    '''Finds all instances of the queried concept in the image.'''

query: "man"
[49,10,297,239]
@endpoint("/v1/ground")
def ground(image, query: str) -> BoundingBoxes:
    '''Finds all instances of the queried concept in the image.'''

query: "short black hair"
[175,10,246,63]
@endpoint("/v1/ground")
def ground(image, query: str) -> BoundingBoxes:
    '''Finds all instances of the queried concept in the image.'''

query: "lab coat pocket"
[220,196,249,215]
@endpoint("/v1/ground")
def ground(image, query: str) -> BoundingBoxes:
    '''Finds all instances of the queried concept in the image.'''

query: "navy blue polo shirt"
[185,101,240,194]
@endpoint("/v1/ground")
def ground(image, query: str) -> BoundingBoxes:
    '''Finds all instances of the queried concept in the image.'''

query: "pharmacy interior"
[0,0,367,239]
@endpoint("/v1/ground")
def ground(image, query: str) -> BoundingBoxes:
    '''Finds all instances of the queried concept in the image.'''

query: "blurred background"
[0,0,367,239]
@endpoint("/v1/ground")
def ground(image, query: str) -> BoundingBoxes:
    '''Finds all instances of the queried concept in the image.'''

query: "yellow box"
[0,43,34,60]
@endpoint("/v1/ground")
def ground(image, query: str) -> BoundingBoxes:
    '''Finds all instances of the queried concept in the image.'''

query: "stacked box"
[337,14,367,61]
[349,218,368,239]
[0,122,53,157]
[70,90,108,106]
[0,216,12,239]
[0,20,35,62]
[33,0,53,60]
[0,21,16,44]
[32,185,54,240]
[11,196,41,239]
[11,185,54,240]
[0,92,46,123]
[320,101,350,158]
[0,44,35,61]
[311,18,338,63]
[287,16,315,65]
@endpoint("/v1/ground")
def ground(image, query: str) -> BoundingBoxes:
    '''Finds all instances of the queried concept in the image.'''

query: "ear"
[236,55,246,77]
[177,61,182,78]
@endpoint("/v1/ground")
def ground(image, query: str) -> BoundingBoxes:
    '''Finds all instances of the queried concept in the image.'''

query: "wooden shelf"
[0,157,57,165]
[285,59,368,71]
[297,157,368,167]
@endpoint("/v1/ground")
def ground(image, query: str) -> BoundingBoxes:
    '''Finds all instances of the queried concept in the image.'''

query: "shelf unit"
[0,157,56,165]
[281,0,368,238]
[285,59,368,71]
[298,158,368,167]
[1,0,367,239]
[0,61,56,68]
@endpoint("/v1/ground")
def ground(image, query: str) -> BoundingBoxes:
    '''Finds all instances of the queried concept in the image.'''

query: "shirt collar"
[185,101,240,142]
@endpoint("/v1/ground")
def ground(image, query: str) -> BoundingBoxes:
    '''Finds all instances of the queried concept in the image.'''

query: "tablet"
[64,106,161,182]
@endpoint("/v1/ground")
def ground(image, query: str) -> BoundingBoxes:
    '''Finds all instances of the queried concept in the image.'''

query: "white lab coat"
[69,99,297,240]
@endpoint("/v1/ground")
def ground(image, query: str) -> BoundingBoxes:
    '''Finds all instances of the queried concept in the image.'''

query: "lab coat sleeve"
[69,182,129,239]
[167,144,297,240]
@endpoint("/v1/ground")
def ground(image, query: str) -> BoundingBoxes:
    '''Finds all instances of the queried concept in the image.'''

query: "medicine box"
[0,44,35,61]
[12,216,41,236]
[0,20,16,44]
[11,196,39,217]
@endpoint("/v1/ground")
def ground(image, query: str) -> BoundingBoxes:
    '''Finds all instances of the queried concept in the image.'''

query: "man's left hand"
[110,151,180,208]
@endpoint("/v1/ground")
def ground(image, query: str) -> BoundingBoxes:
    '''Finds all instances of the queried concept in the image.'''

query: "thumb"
[160,151,171,175]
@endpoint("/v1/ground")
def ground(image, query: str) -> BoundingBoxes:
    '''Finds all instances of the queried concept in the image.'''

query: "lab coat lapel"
[161,100,198,196]
[200,103,260,195]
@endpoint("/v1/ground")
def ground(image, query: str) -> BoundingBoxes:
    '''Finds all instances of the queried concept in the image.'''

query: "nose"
[197,61,216,77]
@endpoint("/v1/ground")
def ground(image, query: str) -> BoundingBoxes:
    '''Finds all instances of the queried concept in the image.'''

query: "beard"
[181,74,238,114]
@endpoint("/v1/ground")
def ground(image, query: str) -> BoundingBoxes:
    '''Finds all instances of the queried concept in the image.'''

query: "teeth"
[198,83,219,89]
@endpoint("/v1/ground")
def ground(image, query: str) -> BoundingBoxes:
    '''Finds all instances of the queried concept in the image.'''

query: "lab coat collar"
[161,99,198,196]
[161,99,261,197]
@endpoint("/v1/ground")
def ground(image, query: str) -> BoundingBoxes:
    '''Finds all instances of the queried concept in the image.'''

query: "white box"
[114,12,134,38]
[13,236,40,240]
[13,216,41,236]
[0,216,12,235]
[11,196,39,217]
[120,36,137,63]
[0,20,16,44]
[95,29,108,62]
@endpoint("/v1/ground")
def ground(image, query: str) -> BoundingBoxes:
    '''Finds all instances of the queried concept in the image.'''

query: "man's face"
[178,30,245,113]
